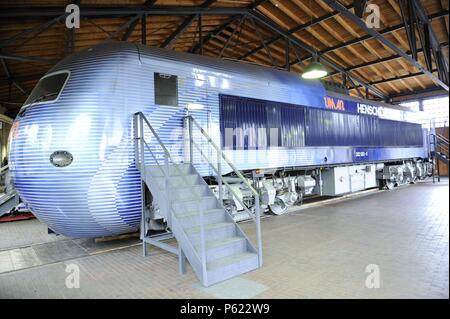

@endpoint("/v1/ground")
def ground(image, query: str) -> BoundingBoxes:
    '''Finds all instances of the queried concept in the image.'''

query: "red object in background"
[0,212,35,223]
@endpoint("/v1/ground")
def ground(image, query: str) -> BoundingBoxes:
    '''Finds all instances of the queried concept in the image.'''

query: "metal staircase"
[133,112,262,287]
[434,133,449,165]
[430,132,449,182]
[0,165,19,217]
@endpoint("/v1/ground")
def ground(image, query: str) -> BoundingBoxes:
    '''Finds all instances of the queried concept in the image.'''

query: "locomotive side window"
[154,73,178,107]
[24,72,69,106]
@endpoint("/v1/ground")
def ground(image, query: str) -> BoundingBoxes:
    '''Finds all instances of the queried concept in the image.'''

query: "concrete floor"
[0,178,448,299]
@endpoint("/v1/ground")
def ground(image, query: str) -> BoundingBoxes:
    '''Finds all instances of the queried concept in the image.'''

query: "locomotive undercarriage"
[146,159,433,227]
[209,159,433,221]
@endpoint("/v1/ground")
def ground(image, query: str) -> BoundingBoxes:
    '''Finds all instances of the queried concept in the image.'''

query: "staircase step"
[186,222,236,245]
[175,209,226,228]
[152,174,201,189]
[195,236,248,262]
[206,252,259,286]
[145,163,192,177]
[172,196,218,214]
[172,184,210,201]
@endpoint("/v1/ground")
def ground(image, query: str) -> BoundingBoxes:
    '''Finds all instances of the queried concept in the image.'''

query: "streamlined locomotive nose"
[8,64,142,237]
[10,102,141,237]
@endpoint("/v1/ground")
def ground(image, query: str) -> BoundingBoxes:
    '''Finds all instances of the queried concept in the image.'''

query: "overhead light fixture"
[301,56,328,79]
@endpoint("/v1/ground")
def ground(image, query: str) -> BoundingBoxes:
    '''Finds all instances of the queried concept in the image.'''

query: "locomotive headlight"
[50,151,73,167]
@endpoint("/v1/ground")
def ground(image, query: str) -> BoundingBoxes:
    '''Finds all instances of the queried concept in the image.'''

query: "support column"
[179,246,187,275]
[141,14,147,45]
[198,14,203,55]
[285,38,290,71]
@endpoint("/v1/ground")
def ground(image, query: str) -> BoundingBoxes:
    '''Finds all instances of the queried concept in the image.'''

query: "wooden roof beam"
[323,0,449,91]
[190,0,270,53]
[248,10,388,99]
[160,0,219,48]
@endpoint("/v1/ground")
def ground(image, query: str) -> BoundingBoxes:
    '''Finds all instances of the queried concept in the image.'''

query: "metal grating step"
[206,252,259,286]
[207,252,257,271]
[186,222,235,235]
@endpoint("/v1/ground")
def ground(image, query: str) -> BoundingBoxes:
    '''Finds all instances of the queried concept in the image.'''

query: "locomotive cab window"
[24,71,69,106]
[154,73,178,107]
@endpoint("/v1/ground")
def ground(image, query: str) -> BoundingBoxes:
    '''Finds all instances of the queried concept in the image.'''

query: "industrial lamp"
[301,56,328,79]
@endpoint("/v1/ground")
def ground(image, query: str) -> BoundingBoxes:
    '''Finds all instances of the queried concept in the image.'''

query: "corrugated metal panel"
[219,94,305,150]
[279,105,305,148]
[378,119,424,147]
[220,95,267,150]
[305,108,371,146]
[305,107,423,147]
[221,94,424,150]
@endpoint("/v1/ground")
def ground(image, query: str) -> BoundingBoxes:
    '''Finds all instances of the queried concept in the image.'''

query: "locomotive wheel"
[385,181,395,190]
[269,198,288,215]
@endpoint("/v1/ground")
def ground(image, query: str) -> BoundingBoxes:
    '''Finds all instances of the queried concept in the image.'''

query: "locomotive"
[8,42,432,238]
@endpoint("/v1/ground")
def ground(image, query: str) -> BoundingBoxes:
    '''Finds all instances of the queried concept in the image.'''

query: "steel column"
[255,194,262,267]
[198,14,203,55]
[178,246,186,274]
[141,14,147,45]
[65,25,75,55]
[103,15,141,42]
[188,117,193,164]
[121,16,140,41]
[137,114,148,257]
[285,38,290,71]
[217,151,223,204]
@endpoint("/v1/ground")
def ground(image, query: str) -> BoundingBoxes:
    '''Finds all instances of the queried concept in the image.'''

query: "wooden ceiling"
[0,0,448,116]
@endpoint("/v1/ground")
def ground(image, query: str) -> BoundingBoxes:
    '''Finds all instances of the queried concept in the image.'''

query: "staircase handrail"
[186,115,263,267]
[430,133,449,156]
[435,133,449,145]
[134,112,208,282]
